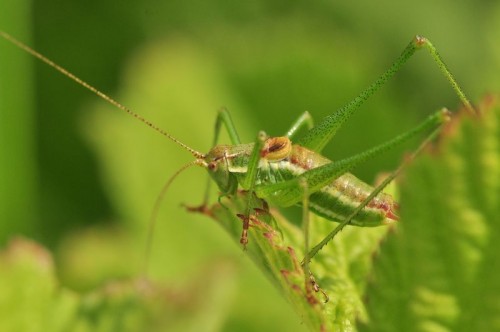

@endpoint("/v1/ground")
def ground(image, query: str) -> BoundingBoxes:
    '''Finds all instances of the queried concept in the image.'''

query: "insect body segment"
[260,136,293,160]
[283,145,399,224]
[307,174,398,226]
[203,136,294,192]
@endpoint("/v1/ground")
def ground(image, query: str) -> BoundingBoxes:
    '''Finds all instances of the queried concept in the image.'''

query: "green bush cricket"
[0,31,475,300]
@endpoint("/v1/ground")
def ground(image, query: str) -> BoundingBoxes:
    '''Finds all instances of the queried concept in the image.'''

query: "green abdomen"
[255,148,398,227]
[307,173,397,227]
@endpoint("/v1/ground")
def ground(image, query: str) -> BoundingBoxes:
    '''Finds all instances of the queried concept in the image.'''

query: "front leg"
[238,131,267,246]
[193,108,243,211]
[239,133,294,246]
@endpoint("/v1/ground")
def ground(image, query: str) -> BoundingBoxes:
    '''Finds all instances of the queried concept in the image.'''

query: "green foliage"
[361,97,500,331]
[0,238,238,332]
[0,238,78,332]
[206,191,388,331]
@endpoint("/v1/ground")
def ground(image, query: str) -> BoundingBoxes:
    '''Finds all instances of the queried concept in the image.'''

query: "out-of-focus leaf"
[361,96,500,331]
[0,238,78,332]
[0,238,238,332]
[72,261,238,332]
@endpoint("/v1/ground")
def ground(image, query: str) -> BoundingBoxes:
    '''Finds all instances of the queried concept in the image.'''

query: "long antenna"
[142,159,205,276]
[0,30,205,159]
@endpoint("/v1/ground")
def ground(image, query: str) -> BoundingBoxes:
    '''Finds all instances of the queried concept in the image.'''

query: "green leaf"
[0,238,239,332]
[202,190,389,331]
[361,96,500,331]
[0,238,79,332]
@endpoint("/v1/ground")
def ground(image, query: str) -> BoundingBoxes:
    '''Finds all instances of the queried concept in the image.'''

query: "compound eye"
[208,161,218,170]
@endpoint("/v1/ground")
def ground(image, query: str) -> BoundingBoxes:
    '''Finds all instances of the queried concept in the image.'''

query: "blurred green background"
[0,0,499,330]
